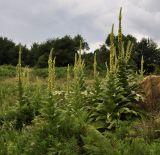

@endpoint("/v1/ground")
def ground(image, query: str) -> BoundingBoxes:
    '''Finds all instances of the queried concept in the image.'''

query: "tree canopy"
[0,34,160,74]
[105,34,160,73]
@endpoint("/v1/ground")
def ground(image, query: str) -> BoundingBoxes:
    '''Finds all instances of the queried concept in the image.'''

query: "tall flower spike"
[16,45,22,76]
[73,40,85,92]
[140,55,144,78]
[25,66,30,89]
[18,46,22,68]
[67,64,70,93]
[74,53,77,66]
[110,24,115,72]
[79,40,82,64]
[17,45,23,105]
[48,48,54,93]
[125,41,133,64]
[118,7,123,59]
[74,53,77,74]
[93,52,97,79]
[52,56,56,89]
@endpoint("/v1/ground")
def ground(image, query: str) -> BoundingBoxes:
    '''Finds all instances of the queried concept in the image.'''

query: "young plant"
[15,46,35,130]
[63,40,88,140]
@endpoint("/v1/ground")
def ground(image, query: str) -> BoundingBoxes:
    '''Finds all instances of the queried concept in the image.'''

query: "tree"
[105,34,160,73]
[106,34,137,51]
[0,37,17,65]
[0,37,30,66]
[83,53,94,70]
[94,44,109,70]
[30,35,89,67]
[73,34,89,51]
[134,38,160,73]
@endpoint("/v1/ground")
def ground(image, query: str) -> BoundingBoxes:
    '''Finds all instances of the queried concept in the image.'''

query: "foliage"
[31,35,89,67]
[0,7,159,155]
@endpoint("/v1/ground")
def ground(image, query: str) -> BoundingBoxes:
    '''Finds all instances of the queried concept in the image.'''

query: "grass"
[0,65,16,77]
[0,65,70,79]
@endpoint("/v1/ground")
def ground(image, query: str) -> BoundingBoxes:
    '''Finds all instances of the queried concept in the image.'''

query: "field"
[0,9,160,155]
[0,54,160,155]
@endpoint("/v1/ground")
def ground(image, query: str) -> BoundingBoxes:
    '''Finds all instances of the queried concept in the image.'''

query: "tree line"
[0,35,89,68]
[0,34,160,73]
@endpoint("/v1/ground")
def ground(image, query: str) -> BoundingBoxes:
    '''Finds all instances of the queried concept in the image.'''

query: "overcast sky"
[0,0,160,51]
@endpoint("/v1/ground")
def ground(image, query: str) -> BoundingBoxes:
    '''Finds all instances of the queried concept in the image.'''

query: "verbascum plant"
[17,45,23,105]
[116,7,142,105]
[140,55,144,80]
[41,48,60,124]
[117,7,134,65]
[68,40,86,111]
[91,7,143,130]
[93,52,97,79]
[26,67,30,87]
[124,40,134,64]
[73,40,85,93]
[74,53,77,66]
[15,46,36,130]
[23,66,30,91]
[67,64,70,94]
[118,7,123,61]
[62,41,88,141]
[93,52,101,96]
[109,24,117,74]
[48,48,56,94]
[52,57,56,88]
[109,24,115,72]
[116,7,131,90]
[88,52,101,120]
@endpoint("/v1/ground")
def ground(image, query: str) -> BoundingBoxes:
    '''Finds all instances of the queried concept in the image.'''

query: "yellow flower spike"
[109,24,115,72]
[125,41,134,64]
[140,55,144,78]
[52,57,56,90]
[79,40,82,64]
[118,7,123,60]
[17,45,23,105]
[93,52,97,79]
[67,64,70,93]
[48,48,56,94]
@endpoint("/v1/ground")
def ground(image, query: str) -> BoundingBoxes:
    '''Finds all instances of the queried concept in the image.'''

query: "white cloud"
[87,41,105,53]
[0,0,160,51]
